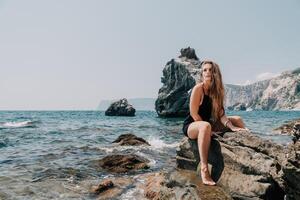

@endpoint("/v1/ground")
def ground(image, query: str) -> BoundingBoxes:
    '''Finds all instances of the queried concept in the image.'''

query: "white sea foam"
[2,120,35,128]
[147,136,179,149]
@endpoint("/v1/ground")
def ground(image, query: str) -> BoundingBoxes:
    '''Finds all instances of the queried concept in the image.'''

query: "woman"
[182,60,248,186]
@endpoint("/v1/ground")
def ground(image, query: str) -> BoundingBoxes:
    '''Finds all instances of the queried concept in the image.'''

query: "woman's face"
[202,63,212,81]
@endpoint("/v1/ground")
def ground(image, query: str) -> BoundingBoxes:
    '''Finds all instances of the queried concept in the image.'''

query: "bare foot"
[200,166,216,186]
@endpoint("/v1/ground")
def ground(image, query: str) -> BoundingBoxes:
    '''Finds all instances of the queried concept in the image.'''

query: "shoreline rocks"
[105,98,136,116]
[176,131,300,200]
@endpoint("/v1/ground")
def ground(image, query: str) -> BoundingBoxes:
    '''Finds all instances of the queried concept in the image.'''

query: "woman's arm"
[189,84,203,121]
[220,115,235,130]
[220,114,247,132]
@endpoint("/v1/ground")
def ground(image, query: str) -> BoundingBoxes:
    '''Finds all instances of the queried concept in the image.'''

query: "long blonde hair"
[199,60,225,121]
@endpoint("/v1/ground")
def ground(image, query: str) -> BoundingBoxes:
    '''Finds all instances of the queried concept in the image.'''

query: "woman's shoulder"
[191,83,204,96]
[193,83,204,91]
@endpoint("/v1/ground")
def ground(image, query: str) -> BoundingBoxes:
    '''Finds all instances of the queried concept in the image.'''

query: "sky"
[0,0,299,110]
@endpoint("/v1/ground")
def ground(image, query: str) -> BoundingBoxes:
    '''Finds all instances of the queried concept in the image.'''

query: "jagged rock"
[176,131,300,200]
[112,133,150,146]
[105,98,135,116]
[155,47,201,117]
[292,123,300,142]
[97,154,150,173]
[179,46,199,60]
[91,180,114,194]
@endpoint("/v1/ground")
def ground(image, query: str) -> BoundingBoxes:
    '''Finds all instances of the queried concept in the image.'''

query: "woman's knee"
[199,121,211,133]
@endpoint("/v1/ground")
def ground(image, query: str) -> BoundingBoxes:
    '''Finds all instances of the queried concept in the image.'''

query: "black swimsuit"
[182,88,212,136]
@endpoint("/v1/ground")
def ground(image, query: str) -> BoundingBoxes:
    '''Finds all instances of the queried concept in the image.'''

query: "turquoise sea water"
[0,110,299,199]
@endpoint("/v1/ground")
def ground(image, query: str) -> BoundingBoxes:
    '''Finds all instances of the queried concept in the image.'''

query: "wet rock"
[274,118,300,143]
[139,170,232,200]
[176,131,300,199]
[91,180,114,194]
[112,133,150,146]
[105,98,135,116]
[155,47,202,117]
[90,177,133,200]
[97,154,150,173]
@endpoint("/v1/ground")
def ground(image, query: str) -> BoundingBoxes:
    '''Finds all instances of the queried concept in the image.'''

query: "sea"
[0,110,299,199]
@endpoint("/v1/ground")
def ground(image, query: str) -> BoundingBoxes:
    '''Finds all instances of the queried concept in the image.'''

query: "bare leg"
[187,121,216,185]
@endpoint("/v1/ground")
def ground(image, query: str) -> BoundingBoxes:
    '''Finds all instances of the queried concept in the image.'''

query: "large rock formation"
[225,68,300,110]
[176,132,300,200]
[105,98,136,116]
[156,48,299,117]
[155,47,202,117]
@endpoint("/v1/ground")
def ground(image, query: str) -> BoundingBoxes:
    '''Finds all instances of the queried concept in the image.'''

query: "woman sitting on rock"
[182,60,248,186]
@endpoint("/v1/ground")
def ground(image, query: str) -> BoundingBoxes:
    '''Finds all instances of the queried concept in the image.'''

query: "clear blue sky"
[0,0,299,110]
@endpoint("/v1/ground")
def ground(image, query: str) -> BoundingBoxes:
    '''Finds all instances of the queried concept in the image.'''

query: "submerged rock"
[112,133,150,146]
[97,154,150,173]
[176,131,300,200]
[155,47,202,117]
[105,98,135,116]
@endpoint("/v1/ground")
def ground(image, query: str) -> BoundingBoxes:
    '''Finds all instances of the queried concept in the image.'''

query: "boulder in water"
[97,154,150,173]
[105,98,135,116]
[112,133,150,146]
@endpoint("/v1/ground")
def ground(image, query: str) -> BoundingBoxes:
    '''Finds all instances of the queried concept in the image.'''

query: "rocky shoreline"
[90,128,300,200]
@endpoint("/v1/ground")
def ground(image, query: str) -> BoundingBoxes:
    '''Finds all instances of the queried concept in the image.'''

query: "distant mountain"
[225,68,300,110]
[97,98,156,111]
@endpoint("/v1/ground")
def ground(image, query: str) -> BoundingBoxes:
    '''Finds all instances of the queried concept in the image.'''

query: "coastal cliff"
[226,68,300,111]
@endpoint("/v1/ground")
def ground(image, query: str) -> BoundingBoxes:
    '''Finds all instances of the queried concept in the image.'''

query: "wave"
[0,120,38,128]
[97,137,179,154]
[147,137,179,149]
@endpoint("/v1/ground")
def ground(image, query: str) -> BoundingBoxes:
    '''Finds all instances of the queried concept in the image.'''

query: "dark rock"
[90,177,133,199]
[227,102,247,111]
[155,48,201,117]
[179,47,199,60]
[97,154,150,173]
[292,123,300,142]
[112,133,150,146]
[91,180,114,194]
[176,131,300,200]
[105,98,135,116]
